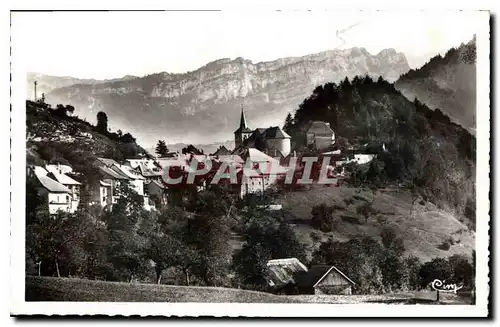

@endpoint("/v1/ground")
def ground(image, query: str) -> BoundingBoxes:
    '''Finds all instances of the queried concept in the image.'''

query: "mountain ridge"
[395,37,476,134]
[32,46,410,146]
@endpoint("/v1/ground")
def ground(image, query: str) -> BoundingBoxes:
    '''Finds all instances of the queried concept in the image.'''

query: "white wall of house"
[240,174,279,198]
[307,133,335,150]
[45,191,70,214]
[353,154,375,165]
[100,186,112,207]
[266,138,291,157]
[66,184,80,213]
[129,179,144,196]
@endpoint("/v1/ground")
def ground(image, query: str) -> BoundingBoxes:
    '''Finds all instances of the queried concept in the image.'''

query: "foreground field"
[26,276,294,303]
[26,277,470,304]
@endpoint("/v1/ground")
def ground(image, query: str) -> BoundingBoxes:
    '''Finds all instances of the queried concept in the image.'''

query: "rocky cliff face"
[395,37,476,134]
[35,47,410,146]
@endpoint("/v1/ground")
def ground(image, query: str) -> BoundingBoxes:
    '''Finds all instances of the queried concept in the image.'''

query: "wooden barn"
[296,265,356,295]
[266,258,308,295]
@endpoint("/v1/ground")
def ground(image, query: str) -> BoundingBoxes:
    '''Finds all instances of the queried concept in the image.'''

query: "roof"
[137,162,162,177]
[125,159,155,169]
[46,171,81,185]
[100,180,112,187]
[156,158,196,174]
[149,180,166,189]
[235,126,253,134]
[322,150,342,155]
[95,157,120,167]
[112,164,146,180]
[296,265,356,288]
[36,174,71,193]
[212,145,232,156]
[306,121,335,135]
[157,151,179,158]
[216,154,245,164]
[247,148,279,163]
[98,166,129,180]
[261,126,291,139]
[239,148,289,175]
[45,164,73,175]
[33,166,48,177]
[266,258,308,288]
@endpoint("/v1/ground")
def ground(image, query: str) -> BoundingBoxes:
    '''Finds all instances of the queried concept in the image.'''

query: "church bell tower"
[234,105,252,148]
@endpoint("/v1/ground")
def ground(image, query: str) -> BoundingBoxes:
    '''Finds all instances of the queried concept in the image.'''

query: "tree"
[26,210,93,277]
[379,253,405,292]
[365,158,386,203]
[380,227,405,256]
[233,203,305,289]
[403,256,422,290]
[183,188,235,286]
[103,182,150,282]
[155,140,169,157]
[96,111,108,134]
[378,227,406,291]
[448,254,473,287]
[26,175,44,225]
[144,206,198,285]
[107,229,149,282]
[311,236,384,293]
[356,203,377,224]
[311,203,337,232]
[419,258,452,289]
[53,104,75,117]
[283,112,294,134]
[120,132,136,143]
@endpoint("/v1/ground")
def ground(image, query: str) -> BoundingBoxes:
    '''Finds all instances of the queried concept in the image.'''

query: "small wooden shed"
[296,265,356,295]
[266,258,308,295]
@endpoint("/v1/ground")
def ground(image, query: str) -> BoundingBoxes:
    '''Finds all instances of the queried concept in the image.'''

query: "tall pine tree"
[155,140,169,157]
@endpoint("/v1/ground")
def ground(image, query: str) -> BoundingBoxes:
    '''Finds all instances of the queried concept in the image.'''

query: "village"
[28,107,376,215]
[27,104,379,296]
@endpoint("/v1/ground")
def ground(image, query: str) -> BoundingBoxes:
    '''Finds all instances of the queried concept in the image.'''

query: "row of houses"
[28,146,296,214]
[29,131,377,215]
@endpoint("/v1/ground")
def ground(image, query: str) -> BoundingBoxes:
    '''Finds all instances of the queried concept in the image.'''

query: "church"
[233,107,291,157]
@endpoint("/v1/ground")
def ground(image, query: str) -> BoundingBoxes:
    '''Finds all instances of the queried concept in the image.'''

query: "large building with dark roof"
[234,107,291,156]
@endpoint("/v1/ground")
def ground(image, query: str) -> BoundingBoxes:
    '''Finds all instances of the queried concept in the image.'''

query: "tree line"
[25,180,305,289]
[26,176,473,295]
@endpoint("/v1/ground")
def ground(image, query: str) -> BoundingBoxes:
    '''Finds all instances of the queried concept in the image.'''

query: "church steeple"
[239,104,248,130]
[234,104,253,148]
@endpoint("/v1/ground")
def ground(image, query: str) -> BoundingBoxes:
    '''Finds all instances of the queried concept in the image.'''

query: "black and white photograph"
[8,7,491,317]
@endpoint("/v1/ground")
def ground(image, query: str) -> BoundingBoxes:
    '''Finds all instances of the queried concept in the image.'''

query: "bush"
[419,258,452,288]
[311,203,336,232]
[343,198,355,206]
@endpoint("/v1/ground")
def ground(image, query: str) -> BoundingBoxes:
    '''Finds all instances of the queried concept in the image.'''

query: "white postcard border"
[8,8,490,317]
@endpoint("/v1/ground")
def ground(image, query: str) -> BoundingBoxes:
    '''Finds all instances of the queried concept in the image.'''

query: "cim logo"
[431,279,464,294]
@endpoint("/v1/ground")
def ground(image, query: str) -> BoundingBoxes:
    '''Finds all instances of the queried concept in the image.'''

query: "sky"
[12,11,481,79]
